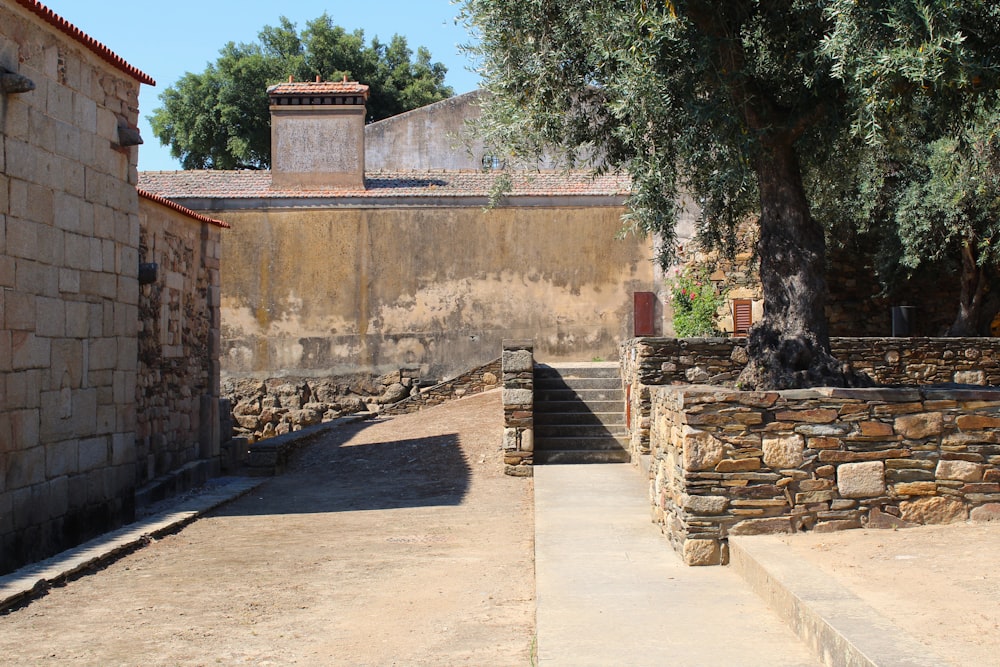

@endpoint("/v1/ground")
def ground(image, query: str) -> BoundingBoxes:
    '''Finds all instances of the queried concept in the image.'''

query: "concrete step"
[534,411,625,427]
[535,424,627,438]
[534,434,629,449]
[534,363,621,380]
[535,388,623,402]
[534,448,631,464]
[534,377,623,391]
[534,399,623,414]
[730,535,946,667]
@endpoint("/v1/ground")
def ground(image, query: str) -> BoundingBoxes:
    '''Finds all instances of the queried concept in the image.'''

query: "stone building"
[140,83,665,386]
[0,0,226,574]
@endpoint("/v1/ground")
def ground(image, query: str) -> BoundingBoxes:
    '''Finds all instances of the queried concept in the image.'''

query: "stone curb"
[0,477,264,613]
[245,412,376,474]
[729,535,946,667]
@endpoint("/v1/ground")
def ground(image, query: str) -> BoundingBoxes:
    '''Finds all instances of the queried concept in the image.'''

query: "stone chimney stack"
[268,77,370,190]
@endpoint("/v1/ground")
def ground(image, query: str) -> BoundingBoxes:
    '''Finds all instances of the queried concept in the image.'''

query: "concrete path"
[534,463,820,666]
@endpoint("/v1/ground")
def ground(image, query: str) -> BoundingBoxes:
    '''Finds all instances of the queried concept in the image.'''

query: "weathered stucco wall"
[365,91,487,171]
[219,205,654,380]
[136,198,222,490]
[0,3,143,574]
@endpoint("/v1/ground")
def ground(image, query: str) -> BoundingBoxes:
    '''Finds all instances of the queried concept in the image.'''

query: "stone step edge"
[0,477,264,613]
[728,535,946,667]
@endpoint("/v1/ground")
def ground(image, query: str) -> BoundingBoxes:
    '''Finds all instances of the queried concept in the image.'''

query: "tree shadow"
[214,422,471,516]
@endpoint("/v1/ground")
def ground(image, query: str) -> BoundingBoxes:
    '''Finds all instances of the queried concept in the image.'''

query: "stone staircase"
[533,363,630,464]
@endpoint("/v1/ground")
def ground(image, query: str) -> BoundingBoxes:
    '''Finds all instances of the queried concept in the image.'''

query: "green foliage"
[670,269,726,338]
[149,14,453,169]
[458,1,850,269]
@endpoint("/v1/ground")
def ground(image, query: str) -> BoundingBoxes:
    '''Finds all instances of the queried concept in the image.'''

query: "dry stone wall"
[622,337,1000,455]
[502,341,534,476]
[381,358,501,416]
[650,385,1000,566]
[0,4,144,573]
[136,200,222,490]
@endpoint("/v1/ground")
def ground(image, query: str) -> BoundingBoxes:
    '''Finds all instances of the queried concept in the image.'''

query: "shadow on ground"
[216,420,472,516]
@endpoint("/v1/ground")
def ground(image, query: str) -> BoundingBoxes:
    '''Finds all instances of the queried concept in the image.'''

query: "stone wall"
[621,337,1000,456]
[650,384,1000,566]
[136,196,223,490]
[381,357,502,416]
[0,3,145,573]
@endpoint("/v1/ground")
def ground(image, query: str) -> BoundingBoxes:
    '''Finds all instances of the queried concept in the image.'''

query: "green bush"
[670,269,726,337]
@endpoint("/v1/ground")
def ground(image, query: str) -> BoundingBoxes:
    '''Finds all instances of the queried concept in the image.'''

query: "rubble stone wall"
[381,358,502,416]
[136,199,222,487]
[622,337,1000,456]
[502,341,534,476]
[0,4,143,573]
[650,385,1000,566]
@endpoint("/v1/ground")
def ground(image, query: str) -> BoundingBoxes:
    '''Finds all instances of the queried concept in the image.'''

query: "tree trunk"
[737,136,871,389]
[947,239,996,336]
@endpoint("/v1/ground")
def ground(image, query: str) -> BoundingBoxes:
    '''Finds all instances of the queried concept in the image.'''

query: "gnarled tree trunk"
[737,136,871,389]
[947,239,999,336]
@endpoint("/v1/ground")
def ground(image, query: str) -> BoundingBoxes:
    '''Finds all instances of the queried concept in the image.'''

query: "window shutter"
[733,300,753,336]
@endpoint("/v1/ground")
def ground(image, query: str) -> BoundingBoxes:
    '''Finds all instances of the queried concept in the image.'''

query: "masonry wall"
[621,337,1000,456]
[219,205,654,382]
[0,4,142,573]
[649,385,1000,565]
[136,199,222,488]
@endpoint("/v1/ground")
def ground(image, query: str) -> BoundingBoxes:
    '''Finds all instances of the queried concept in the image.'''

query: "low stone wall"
[380,358,502,416]
[650,384,1000,566]
[502,341,534,476]
[622,337,1000,456]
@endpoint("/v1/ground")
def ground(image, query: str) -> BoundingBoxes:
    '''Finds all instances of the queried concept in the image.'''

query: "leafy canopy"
[459,1,850,269]
[149,14,453,169]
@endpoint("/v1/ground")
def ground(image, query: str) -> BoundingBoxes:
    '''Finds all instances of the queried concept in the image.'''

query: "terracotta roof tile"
[267,80,369,96]
[13,0,155,85]
[138,188,230,228]
[138,170,631,200]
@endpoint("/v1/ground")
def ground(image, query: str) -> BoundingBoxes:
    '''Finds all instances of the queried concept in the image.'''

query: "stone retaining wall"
[622,337,1000,457]
[650,384,1000,566]
[380,358,502,416]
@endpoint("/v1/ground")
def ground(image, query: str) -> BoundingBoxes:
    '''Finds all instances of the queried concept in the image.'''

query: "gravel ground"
[0,390,535,666]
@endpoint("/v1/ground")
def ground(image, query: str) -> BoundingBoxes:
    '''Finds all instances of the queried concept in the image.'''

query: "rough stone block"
[812,519,862,533]
[728,517,794,536]
[894,412,943,439]
[900,496,968,524]
[682,427,725,472]
[970,503,1000,522]
[502,388,532,407]
[762,434,804,469]
[936,459,984,482]
[683,494,728,515]
[682,538,721,566]
[502,427,519,452]
[838,461,886,498]
[501,349,533,373]
[894,481,937,496]
[78,437,108,472]
[715,457,760,473]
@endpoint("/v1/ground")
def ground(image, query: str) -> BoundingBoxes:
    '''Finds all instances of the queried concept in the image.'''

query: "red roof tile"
[138,188,230,228]
[267,80,370,97]
[138,170,631,200]
[13,0,155,86]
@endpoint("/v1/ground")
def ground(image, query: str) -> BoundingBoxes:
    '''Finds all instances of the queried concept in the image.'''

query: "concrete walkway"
[534,463,820,666]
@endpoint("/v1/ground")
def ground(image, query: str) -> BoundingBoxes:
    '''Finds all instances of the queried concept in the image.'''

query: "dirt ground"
[776,523,1000,667]
[0,390,535,666]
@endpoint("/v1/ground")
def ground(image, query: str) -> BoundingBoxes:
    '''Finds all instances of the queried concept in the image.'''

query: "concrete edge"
[0,477,264,612]
[729,535,948,667]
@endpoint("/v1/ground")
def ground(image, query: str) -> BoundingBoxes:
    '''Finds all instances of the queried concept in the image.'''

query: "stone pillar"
[502,340,534,476]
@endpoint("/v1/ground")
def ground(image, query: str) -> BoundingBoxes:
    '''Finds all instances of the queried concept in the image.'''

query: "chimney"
[267,78,370,190]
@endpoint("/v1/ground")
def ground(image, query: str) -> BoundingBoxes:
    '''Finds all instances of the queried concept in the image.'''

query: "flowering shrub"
[670,269,726,337]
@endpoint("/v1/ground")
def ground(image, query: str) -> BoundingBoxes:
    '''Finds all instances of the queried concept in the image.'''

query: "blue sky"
[54,1,480,171]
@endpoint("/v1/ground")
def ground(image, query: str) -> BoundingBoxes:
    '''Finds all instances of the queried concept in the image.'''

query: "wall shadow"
[215,424,471,516]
